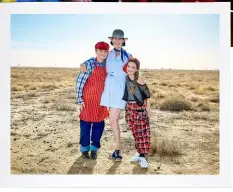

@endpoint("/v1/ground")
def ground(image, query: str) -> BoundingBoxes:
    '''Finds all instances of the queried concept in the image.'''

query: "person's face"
[126,61,138,75]
[95,49,108,61]
[112,37,125,49]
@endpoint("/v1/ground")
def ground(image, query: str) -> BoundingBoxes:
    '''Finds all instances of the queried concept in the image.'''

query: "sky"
[11,14,219,70]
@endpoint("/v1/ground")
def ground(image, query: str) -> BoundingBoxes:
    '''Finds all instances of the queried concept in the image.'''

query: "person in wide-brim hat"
[100,29,132,162]
[108,29,128,47]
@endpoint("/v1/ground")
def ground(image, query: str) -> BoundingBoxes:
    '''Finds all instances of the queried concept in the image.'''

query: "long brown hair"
[127,58,140,81]
[127,58,140,95]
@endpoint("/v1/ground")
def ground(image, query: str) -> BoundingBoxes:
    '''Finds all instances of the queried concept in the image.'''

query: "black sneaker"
[90,151,97,160]
[81,151,90,159]
[110,150,122,162]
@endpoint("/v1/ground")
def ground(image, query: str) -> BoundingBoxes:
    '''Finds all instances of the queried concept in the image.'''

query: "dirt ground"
[10,67,219,174]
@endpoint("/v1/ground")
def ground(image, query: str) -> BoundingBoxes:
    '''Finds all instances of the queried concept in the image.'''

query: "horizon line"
[10,66,220,71]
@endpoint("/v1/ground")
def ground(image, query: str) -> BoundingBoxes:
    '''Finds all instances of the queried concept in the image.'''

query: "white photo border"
[0,2,231,188]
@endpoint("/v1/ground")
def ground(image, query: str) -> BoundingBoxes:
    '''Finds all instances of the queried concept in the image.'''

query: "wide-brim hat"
[108,29,128,40]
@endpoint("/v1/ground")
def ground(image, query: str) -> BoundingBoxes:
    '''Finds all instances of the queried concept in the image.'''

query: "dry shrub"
[12,84,37,91]
[189,84,198,90]
[149,98,157,109]
[16,83,24,86]
[181,83,189,87]
[27,92,37,97]
[194,88,208,95]
[205,86,216,91]
[190,113,212,121]
[11,74,19,79]
[153,92,166,100]
[40,84,59,90]
[150,89,157,94]
[28,85,37,90]
[11,94,24,99]
[159,94,192,111]
[22,92,37,100]
[43,96,57,104]
[209,95,219,103]
[174,111,218,121]
[160,82,168,86]
[168,84,177,88]
[190,96,199,102]
[11,67,80,92]
[67,93,76,100]
[195,86,217,95]
[56,104,76,111]
[198,102,210,112]
[23,84,30,88]
[150,136,182,157]
[11,86,24,92]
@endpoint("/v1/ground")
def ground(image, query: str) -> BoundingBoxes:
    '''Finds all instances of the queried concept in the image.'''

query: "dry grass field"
[10,67,219,174]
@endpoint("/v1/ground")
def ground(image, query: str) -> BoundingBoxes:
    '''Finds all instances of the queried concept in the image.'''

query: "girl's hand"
[147,108,151,120]
[146,99,151,120]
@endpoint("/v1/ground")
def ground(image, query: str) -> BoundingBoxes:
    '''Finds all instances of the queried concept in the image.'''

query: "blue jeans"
[80,120,105,152]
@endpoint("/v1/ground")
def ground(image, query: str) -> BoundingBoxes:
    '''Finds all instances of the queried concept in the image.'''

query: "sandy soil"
[10,68,219,174]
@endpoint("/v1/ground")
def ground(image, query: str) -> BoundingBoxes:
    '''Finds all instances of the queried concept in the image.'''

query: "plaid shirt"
[76,57,104,104]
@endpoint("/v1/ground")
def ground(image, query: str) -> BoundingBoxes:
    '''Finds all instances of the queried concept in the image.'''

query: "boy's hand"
[79,103,85,111]
[77,103,85,118]
[80,64,88,73]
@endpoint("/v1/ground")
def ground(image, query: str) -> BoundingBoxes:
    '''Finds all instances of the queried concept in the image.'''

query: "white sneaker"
[139,157,148,169]
[130,153,140,163]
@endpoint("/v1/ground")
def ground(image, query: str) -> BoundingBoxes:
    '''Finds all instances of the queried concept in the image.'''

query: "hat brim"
[108,37,128,40]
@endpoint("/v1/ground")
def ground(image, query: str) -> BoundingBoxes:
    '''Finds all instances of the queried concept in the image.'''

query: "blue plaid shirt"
[76,57,105,104]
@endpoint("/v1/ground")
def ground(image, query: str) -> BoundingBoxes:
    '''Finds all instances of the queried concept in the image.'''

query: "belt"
[136,109,145,112]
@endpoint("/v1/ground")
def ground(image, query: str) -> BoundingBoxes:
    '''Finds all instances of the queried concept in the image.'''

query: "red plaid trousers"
[125,102,151,154]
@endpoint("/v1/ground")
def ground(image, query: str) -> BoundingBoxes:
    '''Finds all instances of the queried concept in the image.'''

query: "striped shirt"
[76,57,104,104]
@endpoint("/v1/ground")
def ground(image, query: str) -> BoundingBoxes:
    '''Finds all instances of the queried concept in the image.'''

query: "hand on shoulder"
[137,76,146,85]
[80,63,88,73]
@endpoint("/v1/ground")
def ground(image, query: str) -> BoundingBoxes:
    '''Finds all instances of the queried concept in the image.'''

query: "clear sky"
[11,14,219,70]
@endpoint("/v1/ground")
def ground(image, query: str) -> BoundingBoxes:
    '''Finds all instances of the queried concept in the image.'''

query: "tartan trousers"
[125,102,151,154]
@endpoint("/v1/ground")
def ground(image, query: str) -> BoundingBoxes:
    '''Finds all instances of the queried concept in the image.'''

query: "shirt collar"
[95,58,104,67]
[114,48,122,53]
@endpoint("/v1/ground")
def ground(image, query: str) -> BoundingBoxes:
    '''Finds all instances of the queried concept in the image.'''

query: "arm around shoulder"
[79,57,95,73]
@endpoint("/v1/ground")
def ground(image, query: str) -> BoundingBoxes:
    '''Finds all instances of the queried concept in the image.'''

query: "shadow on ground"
[67,156,97,174]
